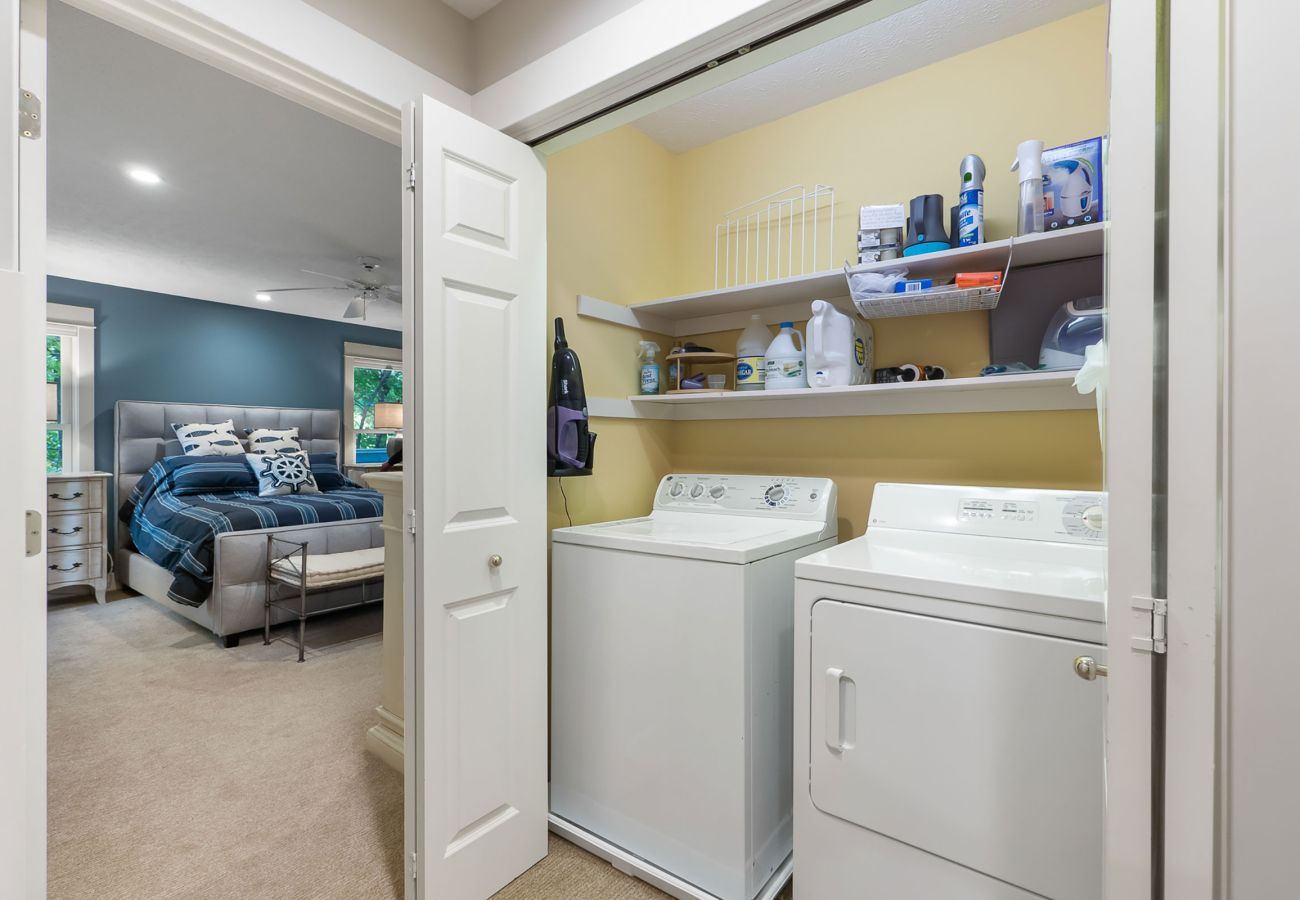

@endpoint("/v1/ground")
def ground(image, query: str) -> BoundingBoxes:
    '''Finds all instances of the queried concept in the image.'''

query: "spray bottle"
[1011,140,1045,236]
[957,155,986,247]
[637,341,661,395]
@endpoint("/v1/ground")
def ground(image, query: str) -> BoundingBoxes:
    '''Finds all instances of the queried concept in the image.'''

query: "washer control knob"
[689,484,705,499]
[1083,505,1105,532]
[669,482,685,498]
[765,484,786,506]
[709,485,726,499]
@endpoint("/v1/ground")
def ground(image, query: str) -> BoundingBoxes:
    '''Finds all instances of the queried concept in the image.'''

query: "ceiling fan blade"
[256,286,351,293]
[300,269,354,285]
[381,289,402,303]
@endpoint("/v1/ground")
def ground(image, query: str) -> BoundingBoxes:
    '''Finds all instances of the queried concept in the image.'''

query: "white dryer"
[550,474,838,900]
[793,483,1107,900]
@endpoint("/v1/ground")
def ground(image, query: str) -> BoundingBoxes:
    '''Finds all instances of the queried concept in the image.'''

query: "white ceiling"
[47,1,403,330]
[442,0,505,20]
[633,0,1102,153]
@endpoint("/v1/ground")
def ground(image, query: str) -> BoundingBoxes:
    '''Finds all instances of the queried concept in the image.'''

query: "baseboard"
[365,703,404,773]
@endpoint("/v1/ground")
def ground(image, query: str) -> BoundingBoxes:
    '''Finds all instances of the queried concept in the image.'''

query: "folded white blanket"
[270,546,385,589]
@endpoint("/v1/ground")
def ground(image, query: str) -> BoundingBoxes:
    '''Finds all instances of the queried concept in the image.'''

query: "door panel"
[409,94,547,900]
[809,599,1103,900]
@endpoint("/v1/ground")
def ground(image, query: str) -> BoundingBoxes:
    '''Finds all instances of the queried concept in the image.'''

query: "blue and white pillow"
[246,452,320,497]
[245,426,302,456]
[172,419,244,457]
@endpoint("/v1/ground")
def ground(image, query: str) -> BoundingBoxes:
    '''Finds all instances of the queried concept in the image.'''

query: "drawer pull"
[49,562,83,573]
[50,491,84,501]
[49,526,83,536]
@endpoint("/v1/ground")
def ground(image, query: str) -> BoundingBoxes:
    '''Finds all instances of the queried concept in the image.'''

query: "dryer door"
[809,598,1104,900]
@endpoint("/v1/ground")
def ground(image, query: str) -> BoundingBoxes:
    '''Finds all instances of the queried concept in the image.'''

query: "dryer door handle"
[824,667,856,752]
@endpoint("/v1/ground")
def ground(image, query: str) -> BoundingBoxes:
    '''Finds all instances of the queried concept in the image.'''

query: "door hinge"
[405,162,417,192]
[409,851,418,881]
[25,510,42,556]
[19,89,40,139]
[406,508,418,536]
[1131,596,1168,654]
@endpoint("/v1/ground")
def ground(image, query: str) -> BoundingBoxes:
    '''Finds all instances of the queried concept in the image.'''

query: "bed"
[114,401,385,646]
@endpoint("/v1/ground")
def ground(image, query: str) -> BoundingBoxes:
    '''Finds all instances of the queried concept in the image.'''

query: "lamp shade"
[46,382,58,422]
[374,402,403,430]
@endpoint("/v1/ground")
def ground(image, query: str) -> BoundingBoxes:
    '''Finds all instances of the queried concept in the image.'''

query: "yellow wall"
[547,6,1107,532]
[546,126,677,529]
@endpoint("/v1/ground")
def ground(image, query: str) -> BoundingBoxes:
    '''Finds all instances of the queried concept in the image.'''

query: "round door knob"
[1073,656,1108,681]
[488,554,503,568]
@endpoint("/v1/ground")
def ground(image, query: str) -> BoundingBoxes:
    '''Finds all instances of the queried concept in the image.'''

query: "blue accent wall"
[48,277,402,477]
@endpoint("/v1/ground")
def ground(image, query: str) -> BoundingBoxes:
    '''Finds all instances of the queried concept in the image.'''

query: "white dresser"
[46,471,111,604]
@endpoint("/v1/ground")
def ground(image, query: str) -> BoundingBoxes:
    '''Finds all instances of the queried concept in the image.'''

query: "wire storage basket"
[848,279,1003,319]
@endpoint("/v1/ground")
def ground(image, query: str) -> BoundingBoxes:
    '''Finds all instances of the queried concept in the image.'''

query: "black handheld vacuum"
[547,317,596,477]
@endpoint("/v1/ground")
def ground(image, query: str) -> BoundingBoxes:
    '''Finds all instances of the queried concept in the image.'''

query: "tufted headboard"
[114,401,342,546]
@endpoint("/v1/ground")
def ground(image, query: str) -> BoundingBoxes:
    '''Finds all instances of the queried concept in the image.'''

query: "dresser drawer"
[47,512,103,550]
[47,548,104,585]
[47,479,103,513]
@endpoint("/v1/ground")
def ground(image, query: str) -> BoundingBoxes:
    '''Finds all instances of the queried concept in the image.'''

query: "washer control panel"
[655,474,835,519]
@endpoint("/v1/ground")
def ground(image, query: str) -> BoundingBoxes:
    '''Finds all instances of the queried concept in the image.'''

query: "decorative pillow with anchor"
[246,452,320,497]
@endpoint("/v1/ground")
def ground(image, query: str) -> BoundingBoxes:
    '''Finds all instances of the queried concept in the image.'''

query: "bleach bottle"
[764,323,807,390]
[807,300,873,388]
[735,314,770,391]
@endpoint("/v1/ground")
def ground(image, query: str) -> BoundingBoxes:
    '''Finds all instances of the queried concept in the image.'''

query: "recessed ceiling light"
[254,293,272,302]
[126,166,162,186]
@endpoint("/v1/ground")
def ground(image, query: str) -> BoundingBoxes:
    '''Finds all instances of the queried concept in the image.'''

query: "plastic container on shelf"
[807,300,873,388]
[764,323,807,390]
[735,314,770,391]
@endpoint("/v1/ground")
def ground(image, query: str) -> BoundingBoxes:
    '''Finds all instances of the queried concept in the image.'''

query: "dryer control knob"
[1083,505,1105,532]
[709,485,726,499]
[765,485,786,505]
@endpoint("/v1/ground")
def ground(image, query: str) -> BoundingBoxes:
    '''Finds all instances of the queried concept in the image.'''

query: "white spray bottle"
[1010,139,1045,236]
[637,341,661,394]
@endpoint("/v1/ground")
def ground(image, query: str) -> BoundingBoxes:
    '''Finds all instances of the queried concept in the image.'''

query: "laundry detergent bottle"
[764,323,807,390]
[807,300,873,388]
[735,314,770,391]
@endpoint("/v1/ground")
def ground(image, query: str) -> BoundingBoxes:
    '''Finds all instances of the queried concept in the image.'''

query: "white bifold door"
[402,96,549,898]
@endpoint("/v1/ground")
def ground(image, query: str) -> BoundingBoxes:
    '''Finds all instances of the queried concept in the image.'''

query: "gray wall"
[47,276,401,479]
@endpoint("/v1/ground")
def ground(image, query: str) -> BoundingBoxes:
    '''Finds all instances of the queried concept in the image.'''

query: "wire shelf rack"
[715,184,835,289]
[850,284,1003,319]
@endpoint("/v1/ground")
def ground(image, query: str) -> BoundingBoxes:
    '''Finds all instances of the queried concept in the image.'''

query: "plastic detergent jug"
[637,341,661,395]
[764,323,807,390]
[807,300,873,388]
[735,314,770,391]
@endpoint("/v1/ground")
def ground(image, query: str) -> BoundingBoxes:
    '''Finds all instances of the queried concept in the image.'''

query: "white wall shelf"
[586,371,1092,421]
[578,223,1105,337]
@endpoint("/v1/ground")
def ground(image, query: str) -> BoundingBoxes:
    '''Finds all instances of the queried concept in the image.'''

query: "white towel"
[270,546,384,589]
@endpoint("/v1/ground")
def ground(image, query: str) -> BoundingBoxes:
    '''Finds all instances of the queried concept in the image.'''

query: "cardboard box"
[859,203,906,231]
[1042,137,1105,231]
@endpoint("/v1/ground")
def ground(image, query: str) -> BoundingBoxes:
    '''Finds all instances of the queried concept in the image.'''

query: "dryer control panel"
[655,474,837,522]
[870,483,1107,545]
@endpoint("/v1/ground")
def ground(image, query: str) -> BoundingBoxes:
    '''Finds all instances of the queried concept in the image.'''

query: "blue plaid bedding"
[120,455,384,607]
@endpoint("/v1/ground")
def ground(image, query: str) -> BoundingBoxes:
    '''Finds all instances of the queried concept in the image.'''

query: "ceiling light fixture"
[343,295,366,320]
[254,293,272,302]
[126,166,162,186]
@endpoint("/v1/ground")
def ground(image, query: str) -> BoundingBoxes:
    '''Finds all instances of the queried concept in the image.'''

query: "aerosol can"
[957,154,986,246]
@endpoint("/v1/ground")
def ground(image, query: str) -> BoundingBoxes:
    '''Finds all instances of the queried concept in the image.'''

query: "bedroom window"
[344,342,403,466]
[46,305,96,474]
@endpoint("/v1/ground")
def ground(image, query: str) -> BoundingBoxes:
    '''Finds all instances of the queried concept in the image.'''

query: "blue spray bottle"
[957,155,986,247]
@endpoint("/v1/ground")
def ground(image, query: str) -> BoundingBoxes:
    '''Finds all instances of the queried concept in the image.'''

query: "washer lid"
[795,528,1105,622]
[552,511,832,563]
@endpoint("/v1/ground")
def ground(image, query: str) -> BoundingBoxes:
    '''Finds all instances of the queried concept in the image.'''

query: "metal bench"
[265,536,385,662]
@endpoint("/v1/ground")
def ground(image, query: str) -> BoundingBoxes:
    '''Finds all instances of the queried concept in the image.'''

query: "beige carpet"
[48,593,669,900]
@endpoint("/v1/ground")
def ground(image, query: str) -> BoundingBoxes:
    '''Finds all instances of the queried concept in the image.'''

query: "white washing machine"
[793,483,1107,900]
[550,474,838,900]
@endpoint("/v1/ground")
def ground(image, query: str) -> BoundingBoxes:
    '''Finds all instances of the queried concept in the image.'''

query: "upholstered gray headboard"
[113,401,342,543]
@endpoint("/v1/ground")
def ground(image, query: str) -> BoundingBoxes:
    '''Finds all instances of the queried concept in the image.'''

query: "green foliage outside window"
[46,335,62,473]
[353,366,402,430]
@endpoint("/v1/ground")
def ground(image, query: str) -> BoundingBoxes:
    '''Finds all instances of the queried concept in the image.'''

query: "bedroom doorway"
[38,1,411,896]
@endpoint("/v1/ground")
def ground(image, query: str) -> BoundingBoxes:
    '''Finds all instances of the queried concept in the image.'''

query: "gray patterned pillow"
[171,419,244,457]
[245,426,302,455]
[246,452,320,497]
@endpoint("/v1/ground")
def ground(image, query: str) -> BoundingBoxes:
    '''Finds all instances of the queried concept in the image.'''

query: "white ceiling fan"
[256,256,400,320]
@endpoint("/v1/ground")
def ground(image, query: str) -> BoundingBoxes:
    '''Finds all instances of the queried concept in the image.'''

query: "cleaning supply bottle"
[735,314,770,391]
[764,323,807,390]
[667,344,684,387]
[1011,140,1045,236]
[957,154,986,246]
[807,300,873,388]
[637,341,661,395]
